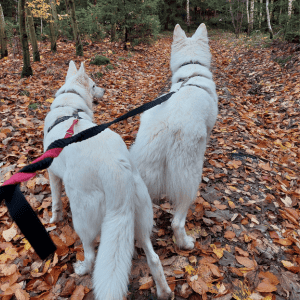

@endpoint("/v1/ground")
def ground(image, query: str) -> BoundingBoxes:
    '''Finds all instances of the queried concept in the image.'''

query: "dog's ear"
[193,23,208,41]
[66,60,78,81]
[173,24,186,43]
[78,62,88,77]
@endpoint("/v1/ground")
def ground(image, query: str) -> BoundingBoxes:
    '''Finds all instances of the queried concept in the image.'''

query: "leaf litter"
[0,30,300,299]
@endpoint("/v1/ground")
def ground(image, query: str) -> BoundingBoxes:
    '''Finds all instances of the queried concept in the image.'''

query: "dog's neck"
[51,91,94,121]
[171,63,212,86]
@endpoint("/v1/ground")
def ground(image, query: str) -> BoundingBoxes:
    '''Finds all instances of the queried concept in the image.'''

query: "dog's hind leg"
[134,171,172,299]
[49,169,63,223]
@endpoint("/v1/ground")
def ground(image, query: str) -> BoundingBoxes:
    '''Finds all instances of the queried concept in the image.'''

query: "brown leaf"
[70,285,85,300]
[224,231,235,239]
[256,279,277,293]
[235,256,255,269]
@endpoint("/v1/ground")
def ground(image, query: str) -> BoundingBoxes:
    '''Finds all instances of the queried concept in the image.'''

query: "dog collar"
[47,109,84,133]
[179,61,205,68]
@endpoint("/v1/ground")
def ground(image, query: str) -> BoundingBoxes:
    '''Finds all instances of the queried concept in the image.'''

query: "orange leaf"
[256,280,277,293]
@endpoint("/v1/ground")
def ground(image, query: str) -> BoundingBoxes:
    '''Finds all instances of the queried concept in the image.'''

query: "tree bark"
[187,0,190,33]
[19,0,33,77]
[288,0,294,19]
[111,23,116,42]
[0,4,8,58]
[266,0,273,39]
[50,0,59,35]
[229,0,237,37]
[259,0,263,28]
[46,0,56,52]
[25,5,40,61]
[249,0,254,33]
[65,0,83,56]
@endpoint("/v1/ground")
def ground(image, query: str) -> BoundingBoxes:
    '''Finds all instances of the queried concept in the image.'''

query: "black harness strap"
[47,109,84,133]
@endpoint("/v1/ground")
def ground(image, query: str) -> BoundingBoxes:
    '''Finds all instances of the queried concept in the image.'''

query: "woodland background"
[0,0,300,300]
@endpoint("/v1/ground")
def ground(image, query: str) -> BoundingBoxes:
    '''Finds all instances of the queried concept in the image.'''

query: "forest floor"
[0,30,300,300]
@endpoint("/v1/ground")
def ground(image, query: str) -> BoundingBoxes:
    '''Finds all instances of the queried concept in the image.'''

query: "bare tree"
[288,0,294,18]
[187,0,190,33]
[65,0,83,56]
[26,4,40,62]
[19,0,33,77]
[259,0,263,28]
[249,0,254,32]
[0,4,8,58]
[266,0,273,39]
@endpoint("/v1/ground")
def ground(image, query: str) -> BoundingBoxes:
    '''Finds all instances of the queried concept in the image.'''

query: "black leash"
[0,91,175,260]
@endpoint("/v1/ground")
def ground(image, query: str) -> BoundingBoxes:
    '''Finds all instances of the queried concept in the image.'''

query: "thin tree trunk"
[259,0,263,28]
[187,0,190,33]
[229,0,237,37]
[47,0,56,52]
[50,0,58,35]
[270,0,274,21]
[65,0,83,56]
[26,5,40,61]
[0,4,8,58]
[288,0,294,18]
[246,0,250,25]
[111,23,116,42]
[19,0,33,77]
[266,0,273,39]
[249,0,254,32]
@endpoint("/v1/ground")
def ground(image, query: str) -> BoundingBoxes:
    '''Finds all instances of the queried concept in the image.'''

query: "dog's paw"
[73,261,91,276]
[177,235,195,250]
[49,212,63,223]
[157,287,173,300]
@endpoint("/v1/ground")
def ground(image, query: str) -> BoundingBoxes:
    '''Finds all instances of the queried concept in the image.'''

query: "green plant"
[274,55,293,68]
[94,72,103,78]
[20,90,30,97]
[106,64,114,70]
[28,102,39,110]
[90,55,110,65]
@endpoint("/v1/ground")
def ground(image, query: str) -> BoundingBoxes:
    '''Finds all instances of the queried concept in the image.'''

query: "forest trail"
[0,31,300,299]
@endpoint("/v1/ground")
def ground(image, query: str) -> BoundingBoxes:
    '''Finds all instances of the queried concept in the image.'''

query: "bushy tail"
[93,158,135,300]
[93,208,134,300]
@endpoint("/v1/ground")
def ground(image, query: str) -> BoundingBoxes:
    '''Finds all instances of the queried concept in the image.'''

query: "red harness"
[2,119,79,187]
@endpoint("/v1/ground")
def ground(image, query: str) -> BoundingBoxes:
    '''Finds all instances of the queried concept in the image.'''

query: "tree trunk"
[19,0,33,77]
[50,0,59,35]
[266,0,273,39]
[111,23,116,42]
[229,0,237,37]
[259,0,263,28]
[124,27,128,50]
[187,0,190,33]
[246,0,250,25]
[25,5,40,62]
[0,4,8,58]
[288,0,294,19]
[249,0,254,33]
[46,0,56,52]
[65,0,83,56]
[270,0,274,21]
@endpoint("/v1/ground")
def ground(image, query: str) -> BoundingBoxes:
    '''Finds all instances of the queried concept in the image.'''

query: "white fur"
[130,24,218,250]
[44,61,171,300]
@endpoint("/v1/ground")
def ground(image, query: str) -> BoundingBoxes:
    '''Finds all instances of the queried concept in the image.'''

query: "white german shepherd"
[43,61,171,300]
[130,24,218,250]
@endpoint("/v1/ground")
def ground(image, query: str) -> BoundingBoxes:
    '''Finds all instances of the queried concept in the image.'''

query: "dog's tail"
[93,159,135,300]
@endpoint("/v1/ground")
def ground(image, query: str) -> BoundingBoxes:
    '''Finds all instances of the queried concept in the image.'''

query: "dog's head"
[170,23,211,74]
[55,61,105,109]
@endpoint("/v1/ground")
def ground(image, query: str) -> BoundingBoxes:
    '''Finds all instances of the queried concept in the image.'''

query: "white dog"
[44,61,171,300]
[130,24,218,250]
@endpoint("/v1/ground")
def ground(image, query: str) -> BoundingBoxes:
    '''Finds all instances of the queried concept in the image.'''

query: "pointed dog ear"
[66,60,78,81]
[193,23,208,41]
[173,24,187,43]
[78,62,86,75]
